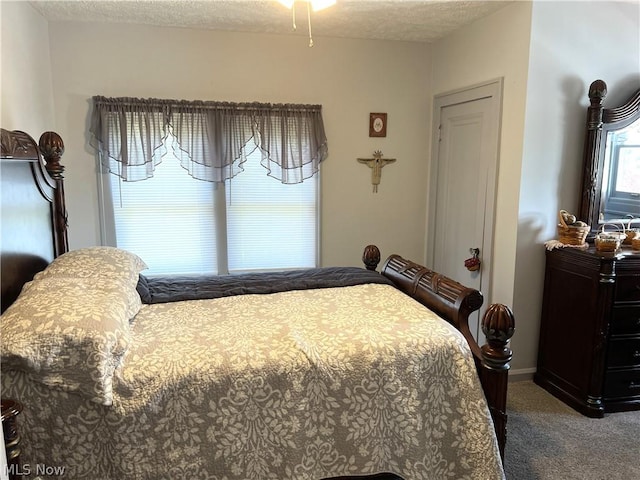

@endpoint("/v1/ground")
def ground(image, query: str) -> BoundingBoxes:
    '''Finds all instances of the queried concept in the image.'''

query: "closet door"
[428,80,502,341]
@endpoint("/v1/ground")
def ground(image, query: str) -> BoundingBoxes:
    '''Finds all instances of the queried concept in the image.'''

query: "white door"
[427,80,502,342]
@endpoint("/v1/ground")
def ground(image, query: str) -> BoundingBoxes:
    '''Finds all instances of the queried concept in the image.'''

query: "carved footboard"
[363,245,515,460]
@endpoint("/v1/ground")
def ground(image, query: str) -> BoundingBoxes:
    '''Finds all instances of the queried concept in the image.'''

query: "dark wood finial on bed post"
[1,399,23,480]
[39,131,64,179]
[362,245,381,271]
[39,132,69,256]
[479,303,515,462]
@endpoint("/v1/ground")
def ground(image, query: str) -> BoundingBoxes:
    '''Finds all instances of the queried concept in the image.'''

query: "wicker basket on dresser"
[534,246,640,417]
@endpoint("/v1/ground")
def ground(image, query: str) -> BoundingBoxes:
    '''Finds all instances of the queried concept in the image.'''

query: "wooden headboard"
[0,129,69,313]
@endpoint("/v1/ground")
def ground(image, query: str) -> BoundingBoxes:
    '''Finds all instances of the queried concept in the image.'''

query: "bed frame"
[0,128,515,479]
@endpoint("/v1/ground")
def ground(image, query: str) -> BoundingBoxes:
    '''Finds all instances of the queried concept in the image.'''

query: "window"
[92,97,326,276]
[224,149,318,272]
[104,136,219,276]
[602,123,640,221]
[101,138,319,276]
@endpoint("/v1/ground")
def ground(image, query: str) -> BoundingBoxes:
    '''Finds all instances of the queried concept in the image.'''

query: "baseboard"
[508,368,536,382]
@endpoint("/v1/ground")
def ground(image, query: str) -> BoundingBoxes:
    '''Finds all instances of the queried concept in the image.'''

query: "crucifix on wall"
[357,150,396,193]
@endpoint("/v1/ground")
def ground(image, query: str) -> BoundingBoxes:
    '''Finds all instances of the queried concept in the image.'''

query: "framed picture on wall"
[369,113,387,137]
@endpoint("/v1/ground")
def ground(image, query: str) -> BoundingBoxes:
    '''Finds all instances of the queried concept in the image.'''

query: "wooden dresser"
[534,246,640,417]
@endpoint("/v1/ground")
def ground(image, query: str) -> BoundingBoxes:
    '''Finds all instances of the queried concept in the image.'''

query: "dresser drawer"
[607,338,640,367]
[615,275,640,302]
[611,306,640,335]
[604,369,640,399]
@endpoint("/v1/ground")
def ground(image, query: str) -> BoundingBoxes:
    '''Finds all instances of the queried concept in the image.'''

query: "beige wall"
[45,21,432,266]
[1,1,54,134]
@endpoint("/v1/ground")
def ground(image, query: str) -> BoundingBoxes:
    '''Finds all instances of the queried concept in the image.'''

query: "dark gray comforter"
[136,266,394,304]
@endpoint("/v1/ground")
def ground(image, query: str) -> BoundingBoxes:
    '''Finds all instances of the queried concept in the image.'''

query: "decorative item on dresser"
[536,79,640,416]
[1,128,515,480]
[556,209,590,246]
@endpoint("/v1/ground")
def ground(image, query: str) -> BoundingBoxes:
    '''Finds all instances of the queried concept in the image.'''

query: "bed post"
[1,130,68,477]
[362,245,381,271]
[1,400,22,480]
[479,304,515,461]
[39,132,69,256]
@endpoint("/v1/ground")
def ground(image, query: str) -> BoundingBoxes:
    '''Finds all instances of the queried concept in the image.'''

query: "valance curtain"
[89,96,328,184]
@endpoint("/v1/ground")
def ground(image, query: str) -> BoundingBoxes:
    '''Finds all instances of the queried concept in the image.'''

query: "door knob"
[464,247,481,272]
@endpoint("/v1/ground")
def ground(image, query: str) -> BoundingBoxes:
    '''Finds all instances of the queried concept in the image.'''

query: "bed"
[0,128,515,480]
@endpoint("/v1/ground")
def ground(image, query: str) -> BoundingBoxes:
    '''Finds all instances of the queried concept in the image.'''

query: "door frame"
[426,78,503,337]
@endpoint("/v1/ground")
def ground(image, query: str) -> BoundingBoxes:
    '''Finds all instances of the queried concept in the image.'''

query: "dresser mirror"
[579,79,640,234]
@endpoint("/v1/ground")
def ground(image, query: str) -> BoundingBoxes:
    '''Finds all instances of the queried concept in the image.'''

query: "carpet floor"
[504,381,640,480]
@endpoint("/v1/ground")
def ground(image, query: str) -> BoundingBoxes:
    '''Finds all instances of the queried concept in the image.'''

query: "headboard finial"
[39,131,65,179]
[38,131,69,255]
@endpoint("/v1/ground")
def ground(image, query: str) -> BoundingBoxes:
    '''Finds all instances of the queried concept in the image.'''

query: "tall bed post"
[39,131,69,256]
[1,129,69,480]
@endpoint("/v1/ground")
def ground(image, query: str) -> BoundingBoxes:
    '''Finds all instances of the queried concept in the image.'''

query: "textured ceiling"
[29,0,513,43]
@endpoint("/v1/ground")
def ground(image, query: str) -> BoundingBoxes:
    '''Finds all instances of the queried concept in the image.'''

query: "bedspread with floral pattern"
[3,284,504,480]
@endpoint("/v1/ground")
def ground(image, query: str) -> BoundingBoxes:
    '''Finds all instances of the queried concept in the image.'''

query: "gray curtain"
[90,96,328,184]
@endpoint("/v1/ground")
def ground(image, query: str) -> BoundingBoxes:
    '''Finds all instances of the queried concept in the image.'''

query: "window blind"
[226,150,318,272]
[106,148,318,275]
[109,152,218,276]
